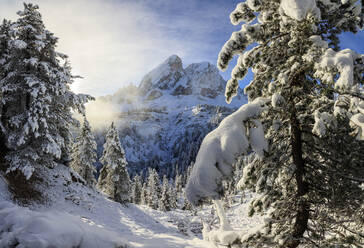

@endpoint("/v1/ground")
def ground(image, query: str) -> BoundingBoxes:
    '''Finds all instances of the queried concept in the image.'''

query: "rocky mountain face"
[139,55,225,99]
[94,55,246,178]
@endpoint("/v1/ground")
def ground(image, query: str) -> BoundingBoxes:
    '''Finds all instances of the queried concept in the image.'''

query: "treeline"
[71,115,194,211]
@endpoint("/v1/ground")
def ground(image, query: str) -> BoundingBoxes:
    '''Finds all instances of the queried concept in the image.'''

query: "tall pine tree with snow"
[97,122,131,204]
[175,172,183,194]
[131,174,142,204]
[0,4,91,180]
[146,168,161,209]
[70,117,97,186]
[183,163,194,211]
[140,181,148,205]
[0,19,11,89]
[168,182,178,210]
[215,0,364,247]
[0,19,12,163]
[158,175,171,211]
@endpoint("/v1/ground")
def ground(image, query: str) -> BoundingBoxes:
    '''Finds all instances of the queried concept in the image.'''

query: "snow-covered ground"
[0,165,262,248]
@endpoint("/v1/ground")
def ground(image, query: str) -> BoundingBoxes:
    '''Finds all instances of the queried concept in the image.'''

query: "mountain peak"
[159,55,183,72]
[138,55,228,100]
[165,54,182,65]
[138,55,184,95]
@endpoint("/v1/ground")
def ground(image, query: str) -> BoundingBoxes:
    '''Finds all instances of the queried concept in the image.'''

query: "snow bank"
[186,98,268,205]
[203,229,239,246]
[0,202,128,248]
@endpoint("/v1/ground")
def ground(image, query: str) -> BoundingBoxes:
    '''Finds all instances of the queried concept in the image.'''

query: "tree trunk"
[287,109,309,248]
[287,76,309,248]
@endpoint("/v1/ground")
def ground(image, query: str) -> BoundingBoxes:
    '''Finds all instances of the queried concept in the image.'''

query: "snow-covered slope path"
[0,166,211,248]
[68,199,211,248]
[1,165,265,248]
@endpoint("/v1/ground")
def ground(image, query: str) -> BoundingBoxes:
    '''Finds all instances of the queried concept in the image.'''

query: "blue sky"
[1,0,363,96]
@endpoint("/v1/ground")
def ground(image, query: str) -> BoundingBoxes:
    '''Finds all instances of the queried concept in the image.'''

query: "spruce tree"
[146,168,160,209]
[97,122,131,204]
[174,173,183,194]
[218,1,364,247]
[185,162,194,186]
[0,4,91,180]
[158,175,171,211]
[182,164,194,211]
[70,117,97,186]
[0,19,12,162]
[140,182,148,205]
[0,19,11,85]
[131,174,142,204]
[168,182,178,210]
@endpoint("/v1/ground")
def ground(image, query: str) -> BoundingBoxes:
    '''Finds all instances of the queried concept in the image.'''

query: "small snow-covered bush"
[0,202,128,248]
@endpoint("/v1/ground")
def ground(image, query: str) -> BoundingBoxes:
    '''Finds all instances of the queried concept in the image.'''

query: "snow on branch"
[313,47,364,140]
[230,2,256,25]
[314,48,360,90]
[279,0,321,21]
[186,98,268,205]
[217,24,261,73]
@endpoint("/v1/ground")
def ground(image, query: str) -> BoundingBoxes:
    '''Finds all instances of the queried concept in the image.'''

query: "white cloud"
[0,0,227,96]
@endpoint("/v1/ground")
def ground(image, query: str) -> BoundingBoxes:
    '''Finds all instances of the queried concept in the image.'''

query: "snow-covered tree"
[131,174,142,204]
[174,173,183,194]
[0,19,12,162]
[0,19,11,82]
[140,182,148,205]
[97,122,130,204]
[168,183,178,209]
[70,117,97,186]
[187,1,363,247]
[158,175,171,211]
[183,163,194,211]
[146,168,160,209]
[185,162,193,185]
[0,4,91,180]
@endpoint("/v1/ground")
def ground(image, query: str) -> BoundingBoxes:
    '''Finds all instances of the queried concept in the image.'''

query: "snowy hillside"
[0,165,262,248]
[91,55,247,177]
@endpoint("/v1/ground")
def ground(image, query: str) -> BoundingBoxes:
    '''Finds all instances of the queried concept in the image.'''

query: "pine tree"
[140,182,148,205]
[158,175,171,211]
[174,173,183,194]
[218,1,364,247]
[0,4,91,180]
[70,117,97,186]
[97,122,130,204]
[182,189,193,211]
[168,183,178,210]
[182,163,194,211]
[0,19,11,84]
[131,174,142,204]
[0,19,12,164]
[146,168,160,209]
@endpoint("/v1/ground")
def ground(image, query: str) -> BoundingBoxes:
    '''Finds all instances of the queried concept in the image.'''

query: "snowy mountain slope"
[0,165,208,248]
[93,55,247,177]
[0,165,263,248]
